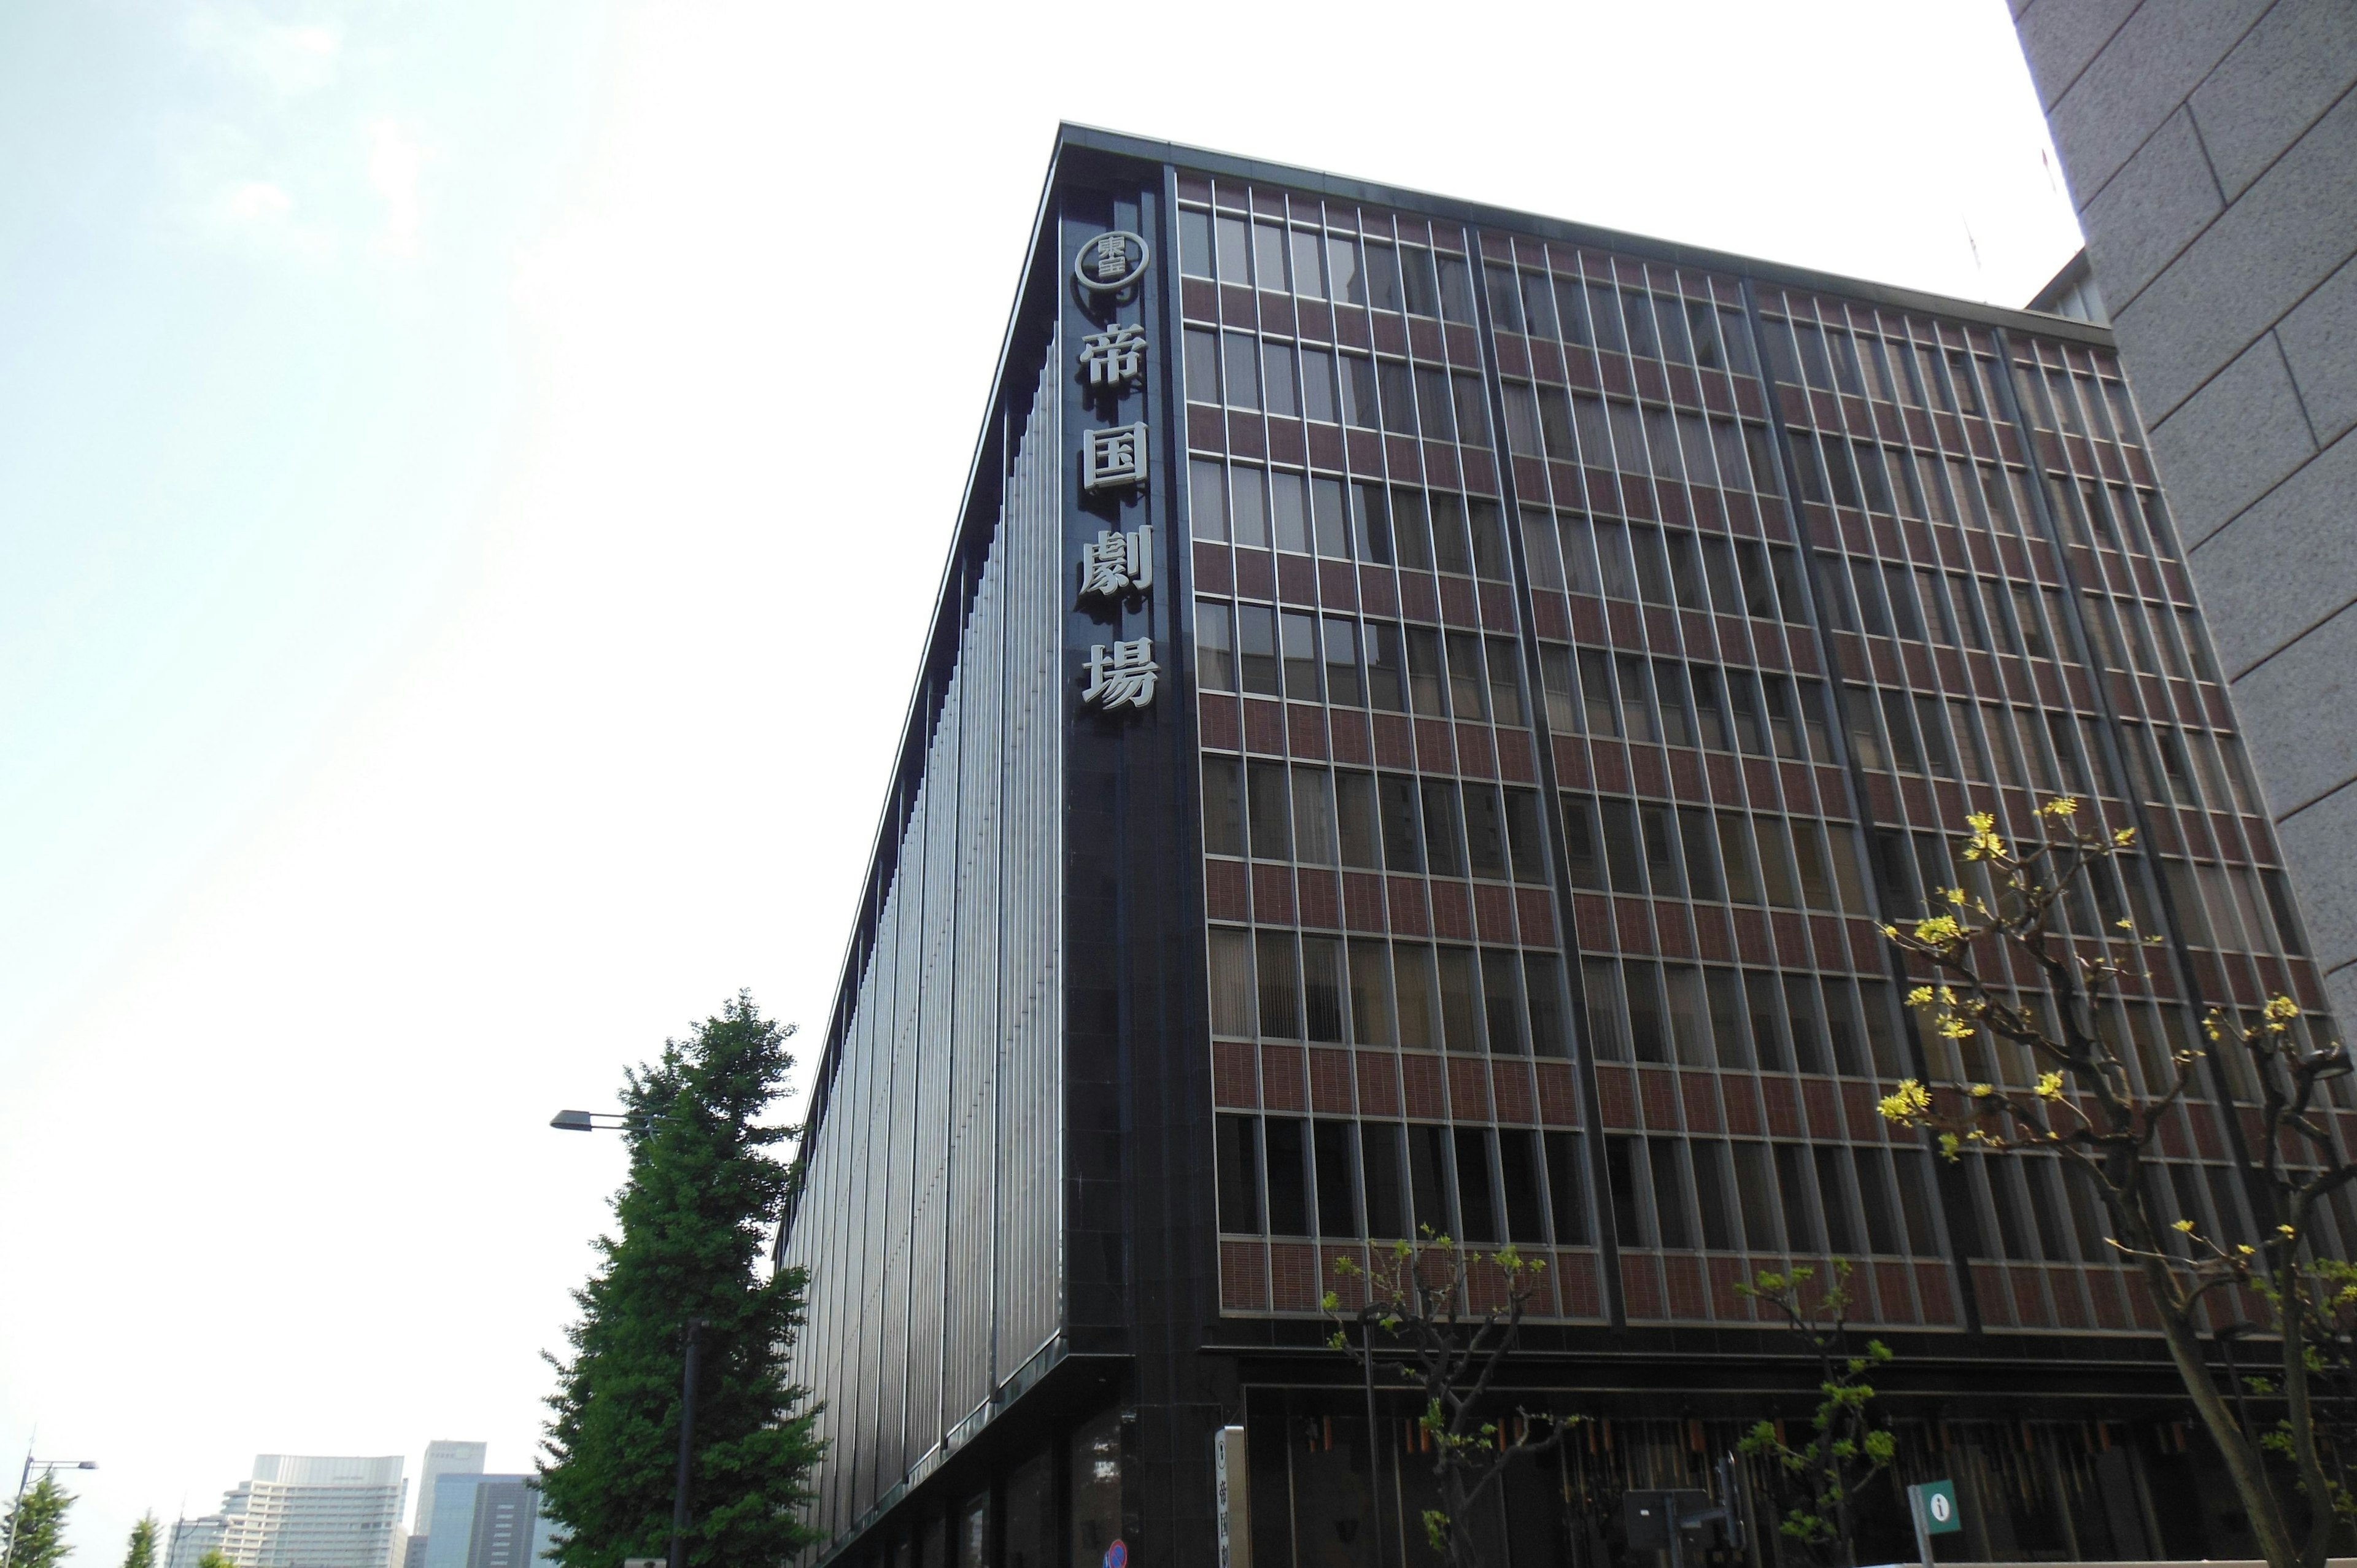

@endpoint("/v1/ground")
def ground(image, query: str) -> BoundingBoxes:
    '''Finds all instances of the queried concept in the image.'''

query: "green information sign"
[1910,1480,1962,1535]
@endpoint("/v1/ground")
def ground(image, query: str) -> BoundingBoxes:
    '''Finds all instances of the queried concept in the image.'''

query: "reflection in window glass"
[1262,341,1298,419]
[1196,601,1234,690]
[1290,228,1325,299]
[1178,209,1213,279]
[1328,235,1363,306]
[1231,466,1268,549]
[1299,347,1337,424]
[1252,223,1287,293]
[1209,930,1255,1037]
[1406,628,1448,716]
[1323,617,1363,706]
[1215,214,1250,284]
[1221,331,1259,411]
[1190,459,1228,543]
[1421,779,1466,877]
[1237,606,1278,697]
[1280,611,1319,701]
[1364,623,1406,712]
[1202,758,1244,856]
[1446,632,1488,719]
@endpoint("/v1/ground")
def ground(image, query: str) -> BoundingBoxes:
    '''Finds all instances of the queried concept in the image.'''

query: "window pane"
[1446,631,1488,718]
[1215,214,1251,284]
[1395,943,1437,1049]
[1302,937,1345,1042]
[1210,930,1256,1037]
[1256,932,1300,1039]
[1421,779,1466,876]
[1279,609,1320,700]
[1348,938,1394,1043]
[1190,458,1228,542]
[1482,950,1527,1054]
[1179,209,1213,279]
[1196,600,1235,690]
[1221,330,1260,410]
[1237,605,1279,695]
[1215,1111,1260,1229]
[1299,347,1337,423]
[1202,757,1245,856]
[1314,1119,1358,1235]
[1291,765,1336,866]
[1436,947,1482,1051]
[1377,774,1422,871]
[1336,772,1380,869]
[1406,628,1448,716]
[1262,341,1298,419]
[1364,622,1405,711]
[1252,222,1287,293]
[1265,1117,1309,1234]
[1362,1122,1405,1236]
[1323,616,1363,705]
[1269,471,1309,553]
[1231,466,1268,549]
[1291,228,1325,299]
[1246,760,1290,859]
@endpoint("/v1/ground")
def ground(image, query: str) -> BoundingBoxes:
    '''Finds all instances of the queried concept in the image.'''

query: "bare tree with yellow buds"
[1875,795,2357,1568]
[1320,1233,1574,1568]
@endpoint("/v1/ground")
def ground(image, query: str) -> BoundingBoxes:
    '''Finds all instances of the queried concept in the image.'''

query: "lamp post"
[550,1108,700,1568]
[7,1456,96,1568]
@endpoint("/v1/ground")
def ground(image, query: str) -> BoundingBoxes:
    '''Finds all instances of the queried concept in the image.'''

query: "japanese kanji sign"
[1079,525,1153,600]
[1082,638,1159,711]
[1082,422,1148,492]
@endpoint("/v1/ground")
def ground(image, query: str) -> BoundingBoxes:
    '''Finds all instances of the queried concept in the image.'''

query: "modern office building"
[405,1441,489,1568]
[2008,0,2357,1025]
[201,1454,406,1568]
[164,1513,226,1568]
[423,1473,556,1568]
[773,126,2347,1568]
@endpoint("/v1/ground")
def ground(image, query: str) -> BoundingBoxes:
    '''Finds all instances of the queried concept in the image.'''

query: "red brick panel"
[1213,1041,1257,1108]
[1260,1045,1307,1111]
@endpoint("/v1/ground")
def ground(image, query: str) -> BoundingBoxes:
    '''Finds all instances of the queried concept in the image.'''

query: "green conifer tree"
[540,991,824,1567]
[119,1515,158,1568]
[1,1474,76,1568]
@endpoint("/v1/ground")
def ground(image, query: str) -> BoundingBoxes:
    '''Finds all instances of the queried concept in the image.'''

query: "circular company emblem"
[1929,1492,1953,1524]
[1102,1540,1128,1568]
[1074,231,1150,293]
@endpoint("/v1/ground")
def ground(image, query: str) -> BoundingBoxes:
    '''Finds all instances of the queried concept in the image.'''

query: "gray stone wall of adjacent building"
[2013,0,2357,1021]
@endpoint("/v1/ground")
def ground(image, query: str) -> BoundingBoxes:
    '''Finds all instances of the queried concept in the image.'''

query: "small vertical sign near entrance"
[1215,1424,1250,1568]
[1907,1478,1960,1568]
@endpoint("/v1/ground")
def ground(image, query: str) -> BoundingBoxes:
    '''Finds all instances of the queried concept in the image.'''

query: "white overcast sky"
[0,0,2081,1556]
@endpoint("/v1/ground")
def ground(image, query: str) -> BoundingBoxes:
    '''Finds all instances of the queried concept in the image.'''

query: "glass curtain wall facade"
[774,126,2349,1568]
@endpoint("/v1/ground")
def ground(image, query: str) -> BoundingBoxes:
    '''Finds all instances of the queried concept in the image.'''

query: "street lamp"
[7,1458,97,1568]
[549,1108,697,1568]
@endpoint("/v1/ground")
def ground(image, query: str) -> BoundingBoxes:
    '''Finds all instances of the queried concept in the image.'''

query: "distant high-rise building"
[209,1454,406,1568]
[162,1514,225,1568]
[424,1474,556,1568]
[404,1441,487,1568]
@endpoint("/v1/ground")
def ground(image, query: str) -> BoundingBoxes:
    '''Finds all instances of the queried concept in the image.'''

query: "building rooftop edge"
[1053,121,2114,349]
